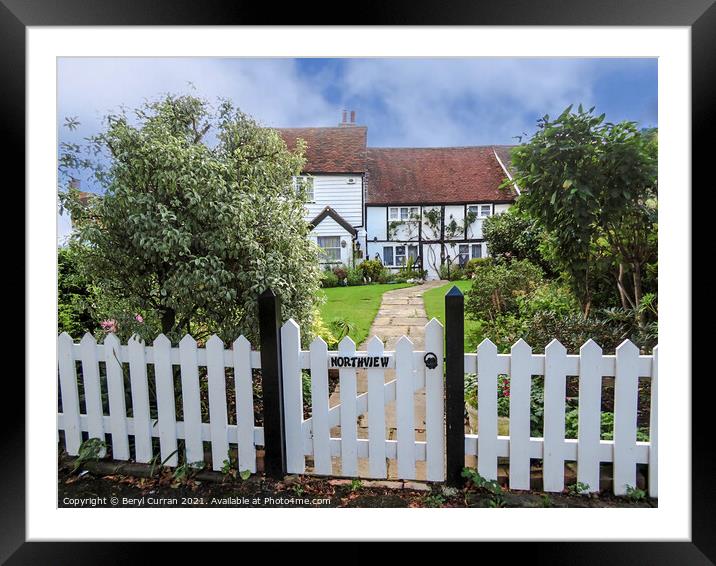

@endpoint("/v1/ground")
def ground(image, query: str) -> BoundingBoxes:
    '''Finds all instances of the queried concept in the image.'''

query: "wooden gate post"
[445,286,465,486]
[258,289,287,479]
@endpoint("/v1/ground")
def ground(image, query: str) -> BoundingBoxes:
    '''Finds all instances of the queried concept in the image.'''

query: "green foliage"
[465,259,544,321]
[566,482,591,496]
[311,310,338,349]
[358,259,388,283]
[398,256,426,281]
[461,468,503,495]
[516,282,580,319]
[301,371,312,407]
[482,206,552,272]
[72,438,107,472]
[624,485,646,501]
[58,244,97,336]
[463,257,491,279]
[59,94,321,344]
[523,310,632,353]
[423,493,447,507]
[320,270,340,288]
[511,106,657,314]
[565,408,649,441]
[346,267,365,286]
[328,317,354,343]
[350,478,363,491]
[439,264,465,281]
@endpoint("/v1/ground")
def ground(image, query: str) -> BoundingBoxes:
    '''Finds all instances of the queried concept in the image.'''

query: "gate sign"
[329,354,393,369]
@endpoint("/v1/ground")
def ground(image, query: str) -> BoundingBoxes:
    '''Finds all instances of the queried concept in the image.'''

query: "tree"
[481,204,552,273]
[57,244,97,336]
[510,105,657,319]
[59,94,322,344]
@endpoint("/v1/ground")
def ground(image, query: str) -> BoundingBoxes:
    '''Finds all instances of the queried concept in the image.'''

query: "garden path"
[324,280,448,479]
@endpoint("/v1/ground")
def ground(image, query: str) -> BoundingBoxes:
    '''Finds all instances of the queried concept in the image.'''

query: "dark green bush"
[523,311,631,353]
[438,264,465,281]
[320,270,339,288]
[464,257,491,279]
[358,259,385,282]
[346,267,365,286]
[465,259,544,321]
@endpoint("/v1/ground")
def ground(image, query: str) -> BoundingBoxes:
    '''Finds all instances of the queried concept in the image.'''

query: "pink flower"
[100,319,118,333]
[135,314,144,323]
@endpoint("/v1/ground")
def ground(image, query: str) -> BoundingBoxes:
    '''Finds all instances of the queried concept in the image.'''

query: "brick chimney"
[339,109,357,127]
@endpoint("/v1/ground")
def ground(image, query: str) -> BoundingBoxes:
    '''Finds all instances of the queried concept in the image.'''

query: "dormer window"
[293,176,314,203]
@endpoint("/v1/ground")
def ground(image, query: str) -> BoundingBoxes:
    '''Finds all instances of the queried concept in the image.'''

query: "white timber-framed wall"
[365,201,513,280]
[296,173,366,268]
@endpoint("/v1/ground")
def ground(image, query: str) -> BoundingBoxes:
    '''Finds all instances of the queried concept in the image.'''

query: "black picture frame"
[7,0,706,560]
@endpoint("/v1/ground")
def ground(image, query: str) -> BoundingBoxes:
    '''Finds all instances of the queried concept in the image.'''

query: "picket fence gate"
[57,290,657,498]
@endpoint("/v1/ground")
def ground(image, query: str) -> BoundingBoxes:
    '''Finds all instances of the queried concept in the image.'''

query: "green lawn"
[423,280,484,352]
[318,283,413,346]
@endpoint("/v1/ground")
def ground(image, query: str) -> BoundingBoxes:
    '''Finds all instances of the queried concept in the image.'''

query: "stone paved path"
[325,280,447,479]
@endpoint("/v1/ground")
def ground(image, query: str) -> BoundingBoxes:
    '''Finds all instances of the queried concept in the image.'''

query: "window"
[395,245,406,266]
[389,207,420,221]
[458,245,469,266]
[317,236,341,261]
[468,204,493,218]
[293,176,314,202]
[471,244,483,259]
[382,246,394,266]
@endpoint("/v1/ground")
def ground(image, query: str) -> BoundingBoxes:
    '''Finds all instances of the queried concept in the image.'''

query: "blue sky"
[57,57,657,239]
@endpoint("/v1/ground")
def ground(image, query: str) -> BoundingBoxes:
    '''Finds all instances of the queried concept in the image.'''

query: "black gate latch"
[424,352,438,369]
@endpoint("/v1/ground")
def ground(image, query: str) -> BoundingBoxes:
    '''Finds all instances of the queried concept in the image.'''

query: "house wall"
[365,202,512,279]
[303,175,364,228]
[309,216,353,267]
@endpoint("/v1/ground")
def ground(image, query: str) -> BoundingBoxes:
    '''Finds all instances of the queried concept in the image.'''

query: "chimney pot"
[350,110,356,123]
[341,109,347,124]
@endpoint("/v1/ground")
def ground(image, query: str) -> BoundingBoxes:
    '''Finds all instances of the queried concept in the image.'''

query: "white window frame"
[389,206,420,222]
[468,204,493,218]
[317,236,341,262]
[293,175,315,203]
[382,243,419,266]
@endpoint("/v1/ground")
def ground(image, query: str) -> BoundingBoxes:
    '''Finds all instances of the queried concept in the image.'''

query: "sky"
[57,57,657,240]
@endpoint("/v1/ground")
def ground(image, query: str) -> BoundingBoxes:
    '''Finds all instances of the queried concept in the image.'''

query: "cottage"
[277,112,518,278]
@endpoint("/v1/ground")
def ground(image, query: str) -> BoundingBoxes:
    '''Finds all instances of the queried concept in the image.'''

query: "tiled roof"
[366,146,517,204]
[276,127,367,173]
[492,145,517,178]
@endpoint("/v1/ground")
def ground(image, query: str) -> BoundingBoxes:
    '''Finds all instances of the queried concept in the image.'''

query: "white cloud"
[339,58,599,146]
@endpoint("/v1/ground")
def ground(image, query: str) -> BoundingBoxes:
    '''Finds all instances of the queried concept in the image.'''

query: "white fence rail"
[57,320,657,497]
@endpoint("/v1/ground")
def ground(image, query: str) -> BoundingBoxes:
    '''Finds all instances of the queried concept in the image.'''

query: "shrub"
[482,206,552,273]
[465,259,544,321]
[333,265,348,281]
[311,310,338,348]
[439,264,465,281]
[523,311,631,353]
[464,258,491,279]
[476,314,530,353]
[517,282,579,319]
[58,244,97,336]
[320,270,339,288]
[346,267,365,286]
[329,317,354,342]
[358,259,385,282]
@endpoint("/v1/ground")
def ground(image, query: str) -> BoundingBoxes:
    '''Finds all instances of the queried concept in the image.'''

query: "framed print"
[7,0,709,559]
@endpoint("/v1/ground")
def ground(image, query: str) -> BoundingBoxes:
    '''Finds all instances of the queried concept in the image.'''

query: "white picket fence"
[57,319,657,497]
